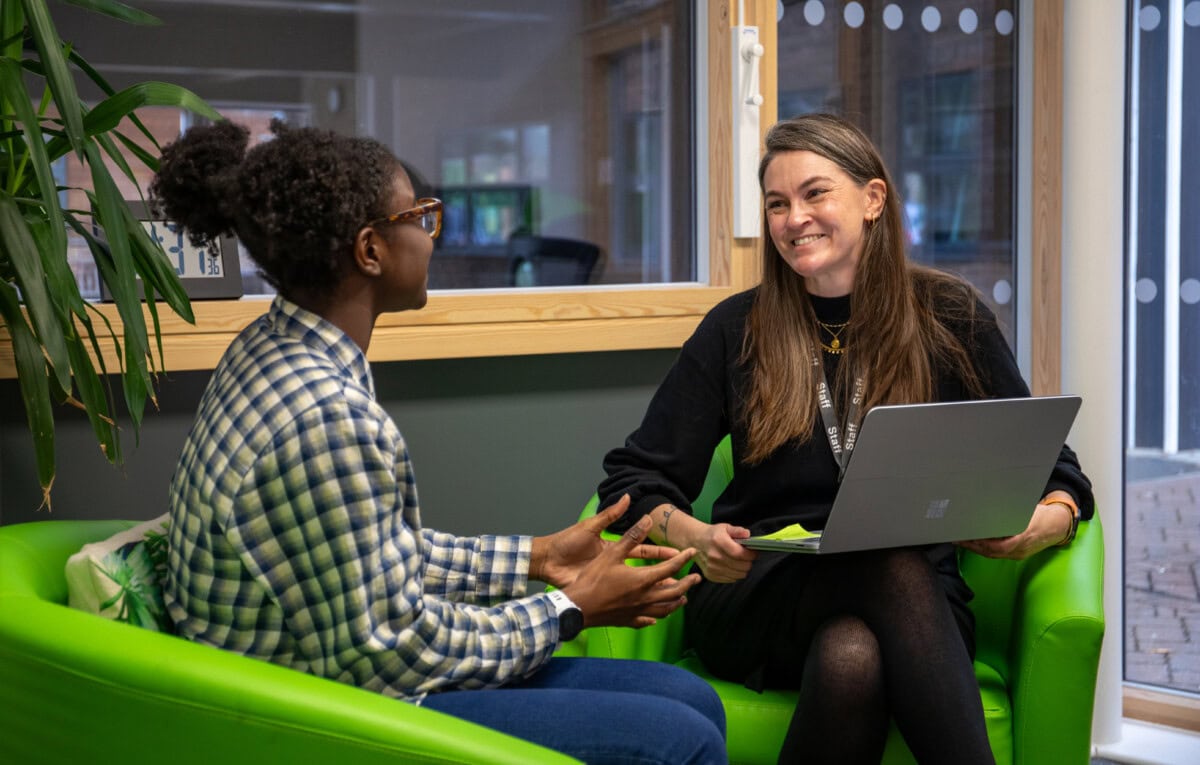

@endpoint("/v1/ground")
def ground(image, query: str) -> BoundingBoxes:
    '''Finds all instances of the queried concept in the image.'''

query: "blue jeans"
[422,657,727,764]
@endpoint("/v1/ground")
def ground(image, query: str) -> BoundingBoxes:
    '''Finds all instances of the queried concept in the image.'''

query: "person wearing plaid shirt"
[152,120,727,764]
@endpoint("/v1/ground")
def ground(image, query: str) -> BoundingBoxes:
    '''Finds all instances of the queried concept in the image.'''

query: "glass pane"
[54,106,302,299]
[776,0,1017,342]
[53,0,696,295]
[54,107,188,300]
[1124,0,1200,697]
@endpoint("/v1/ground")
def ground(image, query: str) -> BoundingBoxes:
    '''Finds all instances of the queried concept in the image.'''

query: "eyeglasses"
[364,198,443,239]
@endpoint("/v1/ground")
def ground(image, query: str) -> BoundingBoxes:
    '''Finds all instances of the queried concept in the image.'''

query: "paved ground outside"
[1125,454,1200,694]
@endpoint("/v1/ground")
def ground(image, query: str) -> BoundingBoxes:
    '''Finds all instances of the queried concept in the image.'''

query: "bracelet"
[1049,501,1079,546]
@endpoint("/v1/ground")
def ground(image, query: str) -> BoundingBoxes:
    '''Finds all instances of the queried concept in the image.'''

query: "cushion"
[65,514,173,633]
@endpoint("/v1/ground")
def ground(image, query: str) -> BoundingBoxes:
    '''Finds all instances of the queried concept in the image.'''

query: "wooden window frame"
[0,0,769,379]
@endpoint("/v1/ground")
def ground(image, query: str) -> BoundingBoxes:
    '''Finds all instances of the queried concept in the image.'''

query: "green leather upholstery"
[0,519,579,765]
[572,437,1105,765]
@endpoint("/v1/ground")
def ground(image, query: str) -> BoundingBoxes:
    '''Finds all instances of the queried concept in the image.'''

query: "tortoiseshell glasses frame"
[363,197,443,239]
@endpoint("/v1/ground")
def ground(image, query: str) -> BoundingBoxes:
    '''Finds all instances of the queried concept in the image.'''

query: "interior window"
[776,0,1018,341]
[54,0,697,295]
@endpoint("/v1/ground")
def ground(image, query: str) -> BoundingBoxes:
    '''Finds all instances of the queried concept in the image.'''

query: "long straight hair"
[740,114,984,464]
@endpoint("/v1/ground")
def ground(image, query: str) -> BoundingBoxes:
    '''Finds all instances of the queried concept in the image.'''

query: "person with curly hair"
[154,120,727,765]
[597,113,1094,764]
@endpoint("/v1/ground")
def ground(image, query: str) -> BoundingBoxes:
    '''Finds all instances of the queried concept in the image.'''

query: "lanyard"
[813,352,865,482]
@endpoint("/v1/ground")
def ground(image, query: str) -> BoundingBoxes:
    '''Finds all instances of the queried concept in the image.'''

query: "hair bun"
[149,120,250,245]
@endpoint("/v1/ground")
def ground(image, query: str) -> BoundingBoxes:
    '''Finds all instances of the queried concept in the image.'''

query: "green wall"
[0,349,678,534]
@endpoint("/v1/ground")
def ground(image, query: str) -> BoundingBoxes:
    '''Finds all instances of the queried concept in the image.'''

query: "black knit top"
[599,286,1094,537]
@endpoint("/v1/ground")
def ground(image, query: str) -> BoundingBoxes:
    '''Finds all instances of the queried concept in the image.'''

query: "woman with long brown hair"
[598,113,1093,764]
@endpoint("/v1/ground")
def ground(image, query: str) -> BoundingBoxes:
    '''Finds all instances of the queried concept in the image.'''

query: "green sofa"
[0,519,579,765]
[569,438,1105,765]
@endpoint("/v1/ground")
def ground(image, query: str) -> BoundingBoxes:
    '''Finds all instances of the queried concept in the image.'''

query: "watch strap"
[545,589,583,642]
[545,588,578,616]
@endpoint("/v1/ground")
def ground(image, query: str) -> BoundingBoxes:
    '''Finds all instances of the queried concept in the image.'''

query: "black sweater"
[599,287,1094,536]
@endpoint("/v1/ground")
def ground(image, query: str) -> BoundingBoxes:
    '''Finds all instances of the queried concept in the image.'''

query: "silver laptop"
[739,395,1082,554]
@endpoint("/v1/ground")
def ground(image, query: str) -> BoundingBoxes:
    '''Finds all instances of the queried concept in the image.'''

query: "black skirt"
[683,543,976,693]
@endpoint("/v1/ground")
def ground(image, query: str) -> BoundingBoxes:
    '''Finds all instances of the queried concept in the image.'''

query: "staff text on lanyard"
[813,352,865,482]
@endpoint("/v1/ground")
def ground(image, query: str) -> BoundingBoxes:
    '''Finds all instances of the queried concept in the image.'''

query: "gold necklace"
[816,319,849,354]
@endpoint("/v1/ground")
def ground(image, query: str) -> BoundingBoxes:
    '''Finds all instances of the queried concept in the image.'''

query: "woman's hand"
[688,522,758,583]
[531,495,682,589]
[647,503,757,583]
[956,495,1076,560]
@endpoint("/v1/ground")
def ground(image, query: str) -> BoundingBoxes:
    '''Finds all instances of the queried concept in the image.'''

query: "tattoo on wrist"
[659,506,678,540]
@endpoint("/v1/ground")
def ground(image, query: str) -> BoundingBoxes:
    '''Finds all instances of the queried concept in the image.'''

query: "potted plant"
[0,0,220,506]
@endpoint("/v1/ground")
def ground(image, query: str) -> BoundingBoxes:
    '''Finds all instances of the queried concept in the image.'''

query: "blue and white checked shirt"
[165,296,560,702]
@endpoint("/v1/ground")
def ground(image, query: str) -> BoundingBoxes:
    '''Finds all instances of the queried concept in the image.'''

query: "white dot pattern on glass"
[959,8,979,35]
[883,3,904,31]
[993,279,1013,306]
[1181,279,1200,305]
[1140,5,1162,32]
[995,9,1014,36]
[922,6,942,33]
[1136,278,1159,304]
[778,3,1018,36]
[844,1,865,29]
[804,0,826,26]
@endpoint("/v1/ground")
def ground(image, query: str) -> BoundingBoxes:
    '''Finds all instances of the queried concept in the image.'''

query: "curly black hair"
[149,119,401,300]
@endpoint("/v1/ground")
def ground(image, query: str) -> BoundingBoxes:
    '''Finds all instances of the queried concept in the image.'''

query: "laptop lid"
[812,395,1082,554]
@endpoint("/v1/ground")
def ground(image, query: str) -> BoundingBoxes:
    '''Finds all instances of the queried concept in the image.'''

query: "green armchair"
[0,519,579,765]
[571,437,1105,765]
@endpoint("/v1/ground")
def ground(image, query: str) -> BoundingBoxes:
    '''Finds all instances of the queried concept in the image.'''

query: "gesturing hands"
[564,514,699,629]
[531,495,681,589]
[532,496,700,629]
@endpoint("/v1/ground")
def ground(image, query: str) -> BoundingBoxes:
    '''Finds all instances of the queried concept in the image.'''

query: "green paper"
[758,523,818,541]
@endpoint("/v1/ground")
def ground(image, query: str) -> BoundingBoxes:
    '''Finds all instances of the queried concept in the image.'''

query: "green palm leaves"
[0,0,220,505]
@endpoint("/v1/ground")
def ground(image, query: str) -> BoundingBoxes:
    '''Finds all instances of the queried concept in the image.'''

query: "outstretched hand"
[532,494,685,589]
[562,514,700,629]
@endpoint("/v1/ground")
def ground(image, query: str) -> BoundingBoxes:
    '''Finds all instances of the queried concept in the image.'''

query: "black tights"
[763,550,993,765]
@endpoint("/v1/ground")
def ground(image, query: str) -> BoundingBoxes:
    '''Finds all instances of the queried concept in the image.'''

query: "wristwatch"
[546,589,584,642]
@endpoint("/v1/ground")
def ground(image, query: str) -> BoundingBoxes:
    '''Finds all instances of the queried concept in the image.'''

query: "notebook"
[738,395,1082,554]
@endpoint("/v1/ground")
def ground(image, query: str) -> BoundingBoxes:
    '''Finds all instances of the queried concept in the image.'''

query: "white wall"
[1060,0,1127,748]
[1065,3,1200,761]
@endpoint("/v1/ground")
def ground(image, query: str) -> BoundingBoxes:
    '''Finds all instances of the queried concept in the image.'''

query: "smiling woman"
[595,112,1094,765]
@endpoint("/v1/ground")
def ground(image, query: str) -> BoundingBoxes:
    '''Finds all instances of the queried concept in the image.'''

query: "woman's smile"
[786,233,826,248]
